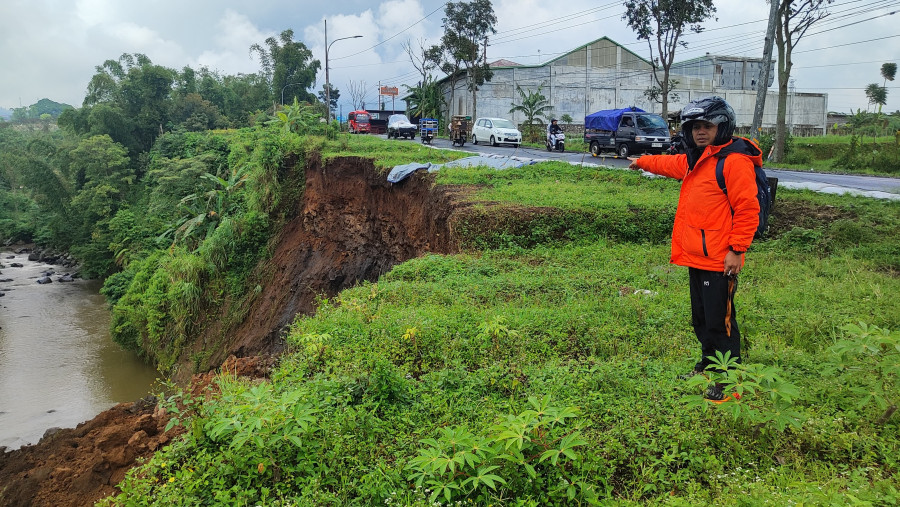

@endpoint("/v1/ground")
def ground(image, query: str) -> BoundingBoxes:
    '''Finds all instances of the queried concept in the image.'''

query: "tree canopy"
[623,0,716,118]
[250,29,321,105]
[439,0,497,119]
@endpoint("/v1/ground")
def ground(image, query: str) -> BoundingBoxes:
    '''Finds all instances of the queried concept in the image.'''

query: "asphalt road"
[379,135,900,199]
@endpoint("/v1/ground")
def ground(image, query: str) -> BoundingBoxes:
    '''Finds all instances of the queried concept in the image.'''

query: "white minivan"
[471,117,522,147]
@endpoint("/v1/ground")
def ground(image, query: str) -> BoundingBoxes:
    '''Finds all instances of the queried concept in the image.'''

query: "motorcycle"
[546,132,565,152]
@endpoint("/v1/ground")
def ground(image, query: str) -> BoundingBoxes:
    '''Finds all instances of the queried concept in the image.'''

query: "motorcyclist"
[547,119,563,149]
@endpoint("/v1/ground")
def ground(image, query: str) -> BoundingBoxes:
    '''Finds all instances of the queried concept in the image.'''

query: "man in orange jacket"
[628,96,761,400]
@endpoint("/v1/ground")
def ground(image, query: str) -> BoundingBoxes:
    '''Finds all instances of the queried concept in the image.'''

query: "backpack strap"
[715,155,728,196]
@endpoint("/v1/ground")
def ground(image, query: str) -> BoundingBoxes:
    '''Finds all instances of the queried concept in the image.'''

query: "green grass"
[767,134,900,176]
[316,133,470,169]
[104,135,900,506]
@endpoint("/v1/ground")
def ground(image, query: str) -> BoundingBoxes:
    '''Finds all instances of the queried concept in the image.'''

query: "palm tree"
[879,63,896,113]
[865,83,887,113]
[509,85,553,142]
[404,78,445,124]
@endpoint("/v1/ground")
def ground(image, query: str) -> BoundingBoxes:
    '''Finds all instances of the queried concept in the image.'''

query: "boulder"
[58,274,74,282]
[10,262,23,268]
[36,276,52,284]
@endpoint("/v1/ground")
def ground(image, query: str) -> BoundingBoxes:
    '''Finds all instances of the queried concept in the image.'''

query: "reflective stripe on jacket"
[636,138,762,271]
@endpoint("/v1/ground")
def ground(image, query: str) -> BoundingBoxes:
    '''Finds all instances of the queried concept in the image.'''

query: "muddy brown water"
[0,251,159,450]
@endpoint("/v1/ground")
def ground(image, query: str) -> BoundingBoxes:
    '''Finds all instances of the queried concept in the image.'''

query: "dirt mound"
[184,155,462,379]
[767,200,858,237]
[0,398,177,507]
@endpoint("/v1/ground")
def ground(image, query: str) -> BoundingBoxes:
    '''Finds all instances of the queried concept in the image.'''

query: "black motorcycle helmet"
[679,96,735,148]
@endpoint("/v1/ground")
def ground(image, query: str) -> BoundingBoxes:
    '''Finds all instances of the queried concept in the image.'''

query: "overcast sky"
[1,0,897,114]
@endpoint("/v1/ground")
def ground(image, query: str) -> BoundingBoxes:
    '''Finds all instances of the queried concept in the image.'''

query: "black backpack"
[714,155,778,239]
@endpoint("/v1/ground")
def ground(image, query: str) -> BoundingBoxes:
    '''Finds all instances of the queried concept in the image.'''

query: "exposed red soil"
[0,398,176,507]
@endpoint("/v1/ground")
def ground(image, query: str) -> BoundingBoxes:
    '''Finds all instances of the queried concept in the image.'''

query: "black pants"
[688,267,741,371]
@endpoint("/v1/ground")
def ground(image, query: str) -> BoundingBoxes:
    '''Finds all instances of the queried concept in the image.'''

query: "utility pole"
[750,0,780,143]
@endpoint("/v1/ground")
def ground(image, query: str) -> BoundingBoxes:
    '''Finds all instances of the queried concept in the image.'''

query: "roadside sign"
[379,86,399,96]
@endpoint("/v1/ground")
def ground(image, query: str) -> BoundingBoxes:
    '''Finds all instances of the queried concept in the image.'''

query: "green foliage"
[824,322,898,425]
[104,127,295,372]
[684,352,805,432]
[509,85,552,142]
[266,99,325,136]
[440,0,497,117]
[10,98,74,121]
[404,77,445,123]
[250,29,321,104]
[832,134,900,174]
[406,396,594,504]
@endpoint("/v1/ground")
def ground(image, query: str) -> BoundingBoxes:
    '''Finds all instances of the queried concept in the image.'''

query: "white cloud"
[195,10,272,75]
[0,0,895,113]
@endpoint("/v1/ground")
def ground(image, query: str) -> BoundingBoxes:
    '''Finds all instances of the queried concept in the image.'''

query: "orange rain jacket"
[635,137,762,272]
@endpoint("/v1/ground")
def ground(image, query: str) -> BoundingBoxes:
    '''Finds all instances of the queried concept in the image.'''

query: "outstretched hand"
[627,157,641,170]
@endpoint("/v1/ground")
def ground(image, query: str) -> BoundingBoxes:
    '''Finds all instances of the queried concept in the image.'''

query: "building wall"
[670,56,776,91]
[439,43,827,134]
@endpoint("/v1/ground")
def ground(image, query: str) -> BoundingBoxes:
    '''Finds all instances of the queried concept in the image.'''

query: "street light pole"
[281,82,302,105]
[324,19,362,122]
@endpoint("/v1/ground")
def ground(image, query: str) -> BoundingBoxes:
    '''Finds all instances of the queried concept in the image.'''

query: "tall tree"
[250,29,321,105]
[771,0,832,162]
[623,0,716,118]
[440,0,497,120]
[865,83,888,113]
[73,53,174,154]
[317,83,340,114]
[879,62,896,113]
[403,37,442,84]
[432,38,463,117]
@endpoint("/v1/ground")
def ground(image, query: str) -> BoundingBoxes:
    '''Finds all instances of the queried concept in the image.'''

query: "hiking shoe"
[677,368,704,381]
[704,383,726,401]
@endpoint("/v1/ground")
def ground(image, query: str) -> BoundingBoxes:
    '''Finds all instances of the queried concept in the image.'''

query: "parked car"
[584,107,671,157]
[387,114,416,139]
[471,117,522,147]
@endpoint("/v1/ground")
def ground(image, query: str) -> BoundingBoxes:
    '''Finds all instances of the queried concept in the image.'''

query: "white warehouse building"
[437,37,827,134]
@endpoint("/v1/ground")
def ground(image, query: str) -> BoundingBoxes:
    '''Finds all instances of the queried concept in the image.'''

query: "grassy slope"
[104,135,900,506]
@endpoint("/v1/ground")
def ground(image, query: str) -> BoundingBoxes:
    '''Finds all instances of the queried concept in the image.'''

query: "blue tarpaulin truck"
[584,107,671,158]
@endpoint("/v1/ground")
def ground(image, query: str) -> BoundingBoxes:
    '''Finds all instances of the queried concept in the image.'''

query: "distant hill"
[0,107,11,120]
[10,99,74,121]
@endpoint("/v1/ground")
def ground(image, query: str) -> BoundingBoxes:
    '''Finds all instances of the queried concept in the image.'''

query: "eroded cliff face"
[0,155,467,506]
[179,154,462,380]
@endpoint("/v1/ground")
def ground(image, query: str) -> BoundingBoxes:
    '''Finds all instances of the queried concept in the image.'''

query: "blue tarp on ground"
[387,155,536,183]
[584,107,646,131]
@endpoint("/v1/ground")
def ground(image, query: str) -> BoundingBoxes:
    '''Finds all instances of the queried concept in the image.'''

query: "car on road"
[471,117,521,147]
[387,114,416,139]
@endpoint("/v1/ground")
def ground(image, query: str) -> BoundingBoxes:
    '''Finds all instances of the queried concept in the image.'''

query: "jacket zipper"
[701,229,709,256]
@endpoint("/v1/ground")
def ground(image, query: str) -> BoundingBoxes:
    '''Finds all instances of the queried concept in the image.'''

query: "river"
[0,249,159,450]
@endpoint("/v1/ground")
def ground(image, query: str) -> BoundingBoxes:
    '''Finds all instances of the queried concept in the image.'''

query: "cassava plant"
[824,322,898,426]
[684,351,805,431]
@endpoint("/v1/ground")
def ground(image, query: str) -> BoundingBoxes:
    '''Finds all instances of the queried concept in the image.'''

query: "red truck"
[348,110,371,134]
